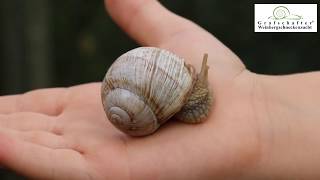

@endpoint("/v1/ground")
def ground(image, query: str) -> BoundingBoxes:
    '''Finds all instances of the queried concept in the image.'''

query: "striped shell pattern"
[101,47,195,136]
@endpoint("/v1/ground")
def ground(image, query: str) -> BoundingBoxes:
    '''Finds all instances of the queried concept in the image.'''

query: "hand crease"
[119,136,132,180]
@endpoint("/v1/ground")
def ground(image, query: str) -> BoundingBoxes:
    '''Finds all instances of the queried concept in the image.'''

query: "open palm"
[0,0,262,179]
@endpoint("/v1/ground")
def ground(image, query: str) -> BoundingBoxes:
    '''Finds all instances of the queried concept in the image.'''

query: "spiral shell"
[273,6,290,19]
[101,47,195,136]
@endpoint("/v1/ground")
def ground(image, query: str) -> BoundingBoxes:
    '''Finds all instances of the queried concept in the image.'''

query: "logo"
[254,4,317,32]
[269,6,302,20]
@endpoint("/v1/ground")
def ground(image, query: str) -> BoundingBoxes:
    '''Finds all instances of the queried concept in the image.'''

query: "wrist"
[246,73,320,179]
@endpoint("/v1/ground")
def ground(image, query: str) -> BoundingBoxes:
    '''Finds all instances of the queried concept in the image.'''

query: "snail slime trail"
[101,47,212,136]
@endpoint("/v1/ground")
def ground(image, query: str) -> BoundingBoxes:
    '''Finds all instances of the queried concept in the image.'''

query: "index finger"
[0,88,67,116]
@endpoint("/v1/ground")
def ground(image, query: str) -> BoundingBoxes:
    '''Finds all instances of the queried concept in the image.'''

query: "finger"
[105,0,200,46]
[0,133,91,179]
[0,128,68,149]
[105,0,245,79]
[0,88,67,116]
[0,113,63,135]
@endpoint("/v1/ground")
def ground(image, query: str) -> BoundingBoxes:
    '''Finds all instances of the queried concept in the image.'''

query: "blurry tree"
[25,0,52,90]
[1,0,26,95]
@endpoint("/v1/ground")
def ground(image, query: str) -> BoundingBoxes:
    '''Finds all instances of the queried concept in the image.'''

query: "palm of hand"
[0,0,262,179]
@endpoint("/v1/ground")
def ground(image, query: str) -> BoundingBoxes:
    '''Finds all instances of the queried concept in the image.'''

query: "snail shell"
[273,6,290,19]
[101,47,211,136]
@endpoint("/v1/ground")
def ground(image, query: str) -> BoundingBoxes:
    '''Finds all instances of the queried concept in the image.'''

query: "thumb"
[105,0,196,46]
[105,0,246,82]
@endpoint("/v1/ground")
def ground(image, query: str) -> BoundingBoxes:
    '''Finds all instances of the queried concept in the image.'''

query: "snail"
[101,47,212,136]
[273,6,290,19]
[269,6,302,20]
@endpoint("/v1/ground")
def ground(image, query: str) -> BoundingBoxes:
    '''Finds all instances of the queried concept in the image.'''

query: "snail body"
[101,47,212,136]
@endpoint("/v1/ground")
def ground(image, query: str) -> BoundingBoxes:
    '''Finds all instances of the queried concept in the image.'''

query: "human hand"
[3,0,317,179]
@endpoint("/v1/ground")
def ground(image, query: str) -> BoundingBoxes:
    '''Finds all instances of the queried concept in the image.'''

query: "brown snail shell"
[101,47,212,136]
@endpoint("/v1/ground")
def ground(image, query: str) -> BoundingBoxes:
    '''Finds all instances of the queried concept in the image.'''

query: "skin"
[0,0,320,179]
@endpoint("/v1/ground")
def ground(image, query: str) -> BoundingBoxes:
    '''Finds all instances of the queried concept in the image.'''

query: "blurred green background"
[0,0,319,179]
